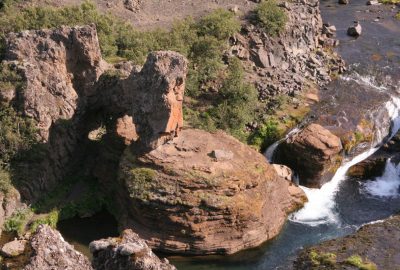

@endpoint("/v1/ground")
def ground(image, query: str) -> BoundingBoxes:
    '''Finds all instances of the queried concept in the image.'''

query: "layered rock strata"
[118,129,307,255]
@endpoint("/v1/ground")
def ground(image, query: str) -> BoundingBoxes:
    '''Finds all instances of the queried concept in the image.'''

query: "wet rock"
[293,215,400,269]
[347,22,362,37]
[1,240,27,257]
[23,225,93,270]
[91,229,176,270]
[276,124,343,187]
[118,129,307,255]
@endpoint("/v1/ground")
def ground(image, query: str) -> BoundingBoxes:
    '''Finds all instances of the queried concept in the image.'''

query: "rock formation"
[90,229,176,270]
[1,225,93,270]
[293,215,400,269]
[118,129,307,255]
[229,0,345,104]
[130,51,188,150]
[276,124,343,187]
[3,24,106,201]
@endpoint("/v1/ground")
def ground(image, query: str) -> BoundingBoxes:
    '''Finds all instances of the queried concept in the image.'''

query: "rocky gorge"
[0,0,399,269]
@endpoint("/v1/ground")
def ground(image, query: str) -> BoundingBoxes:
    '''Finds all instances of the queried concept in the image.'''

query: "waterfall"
[362,159,400,198]
[289,96,400,226]
[264,127,300,163]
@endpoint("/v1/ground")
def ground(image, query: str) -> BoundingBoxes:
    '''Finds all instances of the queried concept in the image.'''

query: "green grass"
[29,209,59,232]
[379,0,400,4]
[255,0,287,36]
[127,168,157,200]
[3,208,33,236]
[345,255,377,270]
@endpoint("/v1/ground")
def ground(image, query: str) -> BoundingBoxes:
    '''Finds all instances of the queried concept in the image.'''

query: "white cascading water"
[264,127,300,163]
[289,95,400,226]
[362,159,400,198]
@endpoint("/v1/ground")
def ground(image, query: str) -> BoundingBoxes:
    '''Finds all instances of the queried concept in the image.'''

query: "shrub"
[127,168,157,200]
[3,208,33,236]
[197,9,241,40]
[309,250,337,266]
[29,209,59,232]
[249,119,281,150]
[0,168,11,194]
[255,0,287,36]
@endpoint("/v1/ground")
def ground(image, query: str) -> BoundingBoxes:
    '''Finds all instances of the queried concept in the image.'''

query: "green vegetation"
[255,0,287,36]
[29,209,59,232]
[345,255,377,270]
[396,12,400,20]
[3,208,33,236]
[0,168,11,194]
[127,168,157,200]
[249,119,281,151]
[309,250,337,266]
[379,0,400,4]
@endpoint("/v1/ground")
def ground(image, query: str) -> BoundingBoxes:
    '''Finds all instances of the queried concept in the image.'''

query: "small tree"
[255,0,287,36]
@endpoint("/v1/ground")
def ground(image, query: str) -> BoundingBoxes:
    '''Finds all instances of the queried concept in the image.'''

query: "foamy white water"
[341,72,388,92]
[363,159,400,198]
[264,127,300,162]
[289,96,400,226]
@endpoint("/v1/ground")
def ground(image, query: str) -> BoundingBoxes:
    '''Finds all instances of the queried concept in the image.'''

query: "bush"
[29,209,59,232]
[249,119,281,150]
[127,168,156,200]
[197,9,241,40]
[255,0,287,36]
[0,168,11,194]
[3,208,33,236]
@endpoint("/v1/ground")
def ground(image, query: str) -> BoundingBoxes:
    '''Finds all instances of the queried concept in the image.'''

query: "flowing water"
[170,0,400,269]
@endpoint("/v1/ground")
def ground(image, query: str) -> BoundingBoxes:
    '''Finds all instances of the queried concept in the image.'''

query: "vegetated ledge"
[293,215,400,270]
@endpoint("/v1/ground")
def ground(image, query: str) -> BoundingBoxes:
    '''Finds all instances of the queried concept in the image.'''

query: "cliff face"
[3,25,106,201]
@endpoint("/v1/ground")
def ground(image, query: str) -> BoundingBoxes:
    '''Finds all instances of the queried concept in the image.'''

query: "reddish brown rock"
[115,115,138,145]
[118,129,306,255]
[276,124,343,187]
[131,51,188,150]
[90,229,176,270]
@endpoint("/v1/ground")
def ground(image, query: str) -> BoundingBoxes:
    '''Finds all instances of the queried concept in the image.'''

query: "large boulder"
[117,129,307,255]
[90,229,176,270]
[276,124,343,187]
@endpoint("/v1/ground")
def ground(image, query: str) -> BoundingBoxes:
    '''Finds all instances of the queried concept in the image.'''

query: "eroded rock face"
[118,129,306,255]
[5,24,105,141]
[131,51,188,150]
[90,229,176,270]
[23,225,92,270]
[276,124,343,187]
[3,25,106,200]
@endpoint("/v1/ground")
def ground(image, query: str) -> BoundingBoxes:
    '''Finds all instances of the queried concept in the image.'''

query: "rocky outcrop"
[293,215,400,269]
[5,24,105,141]
[1,225,92,270]
[118,129,307,255]
[229,0,345,104]
[130,51,188,150]
[3,25,106,201]
[276,124,343,187]
[90,229,176,270]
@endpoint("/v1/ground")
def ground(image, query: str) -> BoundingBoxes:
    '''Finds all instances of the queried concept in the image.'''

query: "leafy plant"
[345,255,377,270]
[3,208,33,236]
[255,0,287,36]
